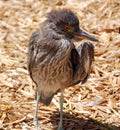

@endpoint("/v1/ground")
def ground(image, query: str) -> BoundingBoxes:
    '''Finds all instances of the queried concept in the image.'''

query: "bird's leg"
[58,91,64,130]
[33,91,41,130]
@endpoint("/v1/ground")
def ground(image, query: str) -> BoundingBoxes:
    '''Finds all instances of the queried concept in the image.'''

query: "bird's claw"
[33,118,38,125]
[33,119,41,130]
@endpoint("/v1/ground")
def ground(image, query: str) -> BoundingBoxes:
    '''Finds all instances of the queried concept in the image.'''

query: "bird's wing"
[71,42,94,85]
[70,48,80,76]
[82,42,94,84]
[27,30,41,80]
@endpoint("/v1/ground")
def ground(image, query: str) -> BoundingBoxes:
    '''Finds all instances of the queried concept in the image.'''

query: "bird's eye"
[64,26,75,33]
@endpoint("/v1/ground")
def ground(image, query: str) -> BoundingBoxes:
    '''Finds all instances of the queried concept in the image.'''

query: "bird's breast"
[32,57,73,89]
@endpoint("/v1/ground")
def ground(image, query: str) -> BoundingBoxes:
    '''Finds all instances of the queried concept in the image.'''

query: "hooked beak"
[74,29,98,42]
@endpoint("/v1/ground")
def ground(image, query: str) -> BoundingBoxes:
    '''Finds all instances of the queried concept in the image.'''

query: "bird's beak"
[74,29,98,42]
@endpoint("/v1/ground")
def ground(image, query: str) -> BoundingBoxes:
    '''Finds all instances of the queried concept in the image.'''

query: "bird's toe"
[57,126,64,130]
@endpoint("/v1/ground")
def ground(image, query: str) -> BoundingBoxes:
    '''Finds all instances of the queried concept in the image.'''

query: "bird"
[27,9,98,130]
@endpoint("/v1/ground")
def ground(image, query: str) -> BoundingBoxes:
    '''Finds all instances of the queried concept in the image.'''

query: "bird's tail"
[36,88,60,106]
[40,92,54,106]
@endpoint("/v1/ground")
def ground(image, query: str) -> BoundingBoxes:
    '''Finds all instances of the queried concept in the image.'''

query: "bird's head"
[46,9,98,42]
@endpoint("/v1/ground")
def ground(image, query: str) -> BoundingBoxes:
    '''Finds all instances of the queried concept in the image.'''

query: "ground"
[0,0,120,130]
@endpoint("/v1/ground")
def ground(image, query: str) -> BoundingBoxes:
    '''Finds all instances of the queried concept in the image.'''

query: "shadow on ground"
[48,111,120,130]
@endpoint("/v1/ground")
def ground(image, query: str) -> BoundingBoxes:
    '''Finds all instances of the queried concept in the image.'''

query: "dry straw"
[0,0,120,129]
